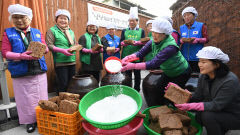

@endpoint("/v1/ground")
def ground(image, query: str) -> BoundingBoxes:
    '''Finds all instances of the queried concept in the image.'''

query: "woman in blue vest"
[175,46,240,135]
[78,20,103,82]
[1,4,48,133]
[46,9,80,94]
[180,6,209,73]
[101,23,120,63]
[121,19,191,106]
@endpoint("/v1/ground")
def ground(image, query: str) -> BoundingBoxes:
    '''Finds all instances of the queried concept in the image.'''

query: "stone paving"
[1,70,240,135]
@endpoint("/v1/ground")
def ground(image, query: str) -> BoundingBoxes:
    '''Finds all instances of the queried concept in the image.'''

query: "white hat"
[182,6,198,18]
[55,9,71,21]
[129,7,138,19]
[160,16,173,26]
[151,19,173,35]
[8,4,33,21]
[146,20,153,26]
[87,20,98,27]
[106,23,116,29]
[196,46,229,63]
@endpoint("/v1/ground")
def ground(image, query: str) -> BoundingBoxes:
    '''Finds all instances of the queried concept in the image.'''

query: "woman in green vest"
[78,20,102,82]
[46,9,80,94]
[121,19,192,106]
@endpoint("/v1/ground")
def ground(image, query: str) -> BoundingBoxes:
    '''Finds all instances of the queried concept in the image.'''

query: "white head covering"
[55,9,71,21]
[8,4,33,21]
[87,20,98,27]
[106,23,116,29]
[129,7,138,20]
[151,19,173,35]
[146,20,153,26]
[160,16,173,26]
[182,6,198,18]
[196,46,229,63]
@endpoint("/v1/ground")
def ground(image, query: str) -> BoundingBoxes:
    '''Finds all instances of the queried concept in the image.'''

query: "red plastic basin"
[82,116,143,135]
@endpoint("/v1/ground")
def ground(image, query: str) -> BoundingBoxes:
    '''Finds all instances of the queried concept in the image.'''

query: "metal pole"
[0,52,10,105]
[0,52,16,119]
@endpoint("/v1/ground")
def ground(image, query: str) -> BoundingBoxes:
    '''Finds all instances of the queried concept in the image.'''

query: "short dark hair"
[210,59,229,78]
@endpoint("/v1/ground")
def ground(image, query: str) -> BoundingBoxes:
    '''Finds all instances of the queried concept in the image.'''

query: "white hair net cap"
[55,9,71,21]
[87,20,98,27]
[106,23,116,29]
[182,6,198,18]
[129,7,138,19]
[151,19,173,35]
[160,16,173,26]
[8,4,33,21]
[146,20,153,26]
[196,46,229,63]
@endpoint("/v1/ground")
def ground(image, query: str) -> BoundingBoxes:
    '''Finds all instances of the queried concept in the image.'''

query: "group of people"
[2,3,240,135]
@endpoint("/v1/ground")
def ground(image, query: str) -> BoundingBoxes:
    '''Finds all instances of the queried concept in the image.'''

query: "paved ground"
[0,70,240,135]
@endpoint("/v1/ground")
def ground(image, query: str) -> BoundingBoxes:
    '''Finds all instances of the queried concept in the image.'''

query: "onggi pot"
[101,72,132,87]
[142,70,163,107]
[67,74,99,99]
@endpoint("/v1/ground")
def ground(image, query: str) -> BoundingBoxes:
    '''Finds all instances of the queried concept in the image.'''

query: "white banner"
[88,3,129,30]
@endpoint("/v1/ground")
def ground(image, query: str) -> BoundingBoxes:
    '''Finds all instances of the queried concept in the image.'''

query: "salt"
[86,94,138,123]
[105,60,122,73]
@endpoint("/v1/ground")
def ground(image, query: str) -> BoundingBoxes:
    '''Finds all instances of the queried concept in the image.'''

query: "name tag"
[108,41,112,44]
[8,34,18,37]
[182,32,187,36]
[193,31,198,34]
[36,34,41,38]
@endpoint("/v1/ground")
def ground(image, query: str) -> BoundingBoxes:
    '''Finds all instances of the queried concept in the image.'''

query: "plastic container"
[104,56,122,74]
[142,106,203,135]
[83,116,143,135]
[79,85,142,130]
[36,106,85,135]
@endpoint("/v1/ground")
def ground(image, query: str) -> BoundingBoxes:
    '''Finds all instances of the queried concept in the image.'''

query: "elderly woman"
[101,23,120,63]
[175,46,240,135]
[78,20,102,82]
[180,6,209,73]
[46,9,80,94]
[1,4,48,133]
[121,19,191,106]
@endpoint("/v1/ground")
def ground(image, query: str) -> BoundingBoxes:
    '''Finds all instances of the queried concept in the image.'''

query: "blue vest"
[180,21,204,61]
[5,27,47,76]
[103,34,120,62]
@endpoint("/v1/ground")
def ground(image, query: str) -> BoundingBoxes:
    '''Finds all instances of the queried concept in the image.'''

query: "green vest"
[152,35,188,77]
[144,32,153,61]
[80,33,101,65]
[122,28,142,59]
[50,25,76,63]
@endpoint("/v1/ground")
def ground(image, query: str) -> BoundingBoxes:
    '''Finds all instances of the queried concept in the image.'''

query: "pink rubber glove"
[121,54,138,66]
[115,48,120,53]
[192,38,207,44]
[53,46,73,56]
[180,39,184,44]
[121,41,128,46]
[133,41,144,46]
[121,62,146,72]
[82,48,99,54]
[175,103,204,111]
[6,51,38,60]
[98,48,103,53]
[81,48,92,53]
